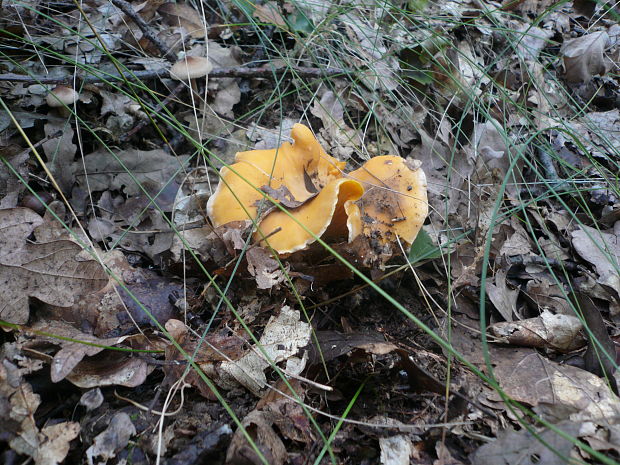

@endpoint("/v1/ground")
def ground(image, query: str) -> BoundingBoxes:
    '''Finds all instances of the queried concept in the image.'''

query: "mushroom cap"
[206,123,346,227]
[345,156,428,246]
[256,177,364,254]
[46,86,78,107]
[170,56,213,80]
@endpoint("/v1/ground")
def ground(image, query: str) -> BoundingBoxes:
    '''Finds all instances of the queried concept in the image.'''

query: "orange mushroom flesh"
[345,156,428,246]
[207,124,345,227]
[256,178,364,254]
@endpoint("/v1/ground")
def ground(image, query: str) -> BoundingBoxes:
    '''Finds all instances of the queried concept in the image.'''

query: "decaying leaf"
[165,329,247,399]
[561,31,609,83]
[225,410,287,465]
[74,148,189,197]
[0,208,107,325]
[253,1,287,27]
[488,309,585,352]
[489,348,620,422]
[310,90,359,160]
[571,224,620,297]
[203,41,242,117]
[158,2,205,38]
[65,351,151,388]
[227,379,314,465]
[42,120,76,193]
[246,247,287,289]
[85,412,136,465]
[1,362,80,465]
[220,306,311,395]
[473,420,582,465]
[44,249,181,337]
[486,269,518,322]
[29,320,123,383]
[79,388,104,411]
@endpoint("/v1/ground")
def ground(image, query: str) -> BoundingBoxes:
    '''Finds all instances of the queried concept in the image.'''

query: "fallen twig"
[111,0,176,62]
[506,254,581,272]
[0,66,352,86]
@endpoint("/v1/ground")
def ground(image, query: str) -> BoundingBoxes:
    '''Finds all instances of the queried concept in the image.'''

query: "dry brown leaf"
[515,25,554,60]
[219,306,311,395]
[310,91,359,160]
[253,1,287,27]
[473,420,581,465]
[1,362,80,465]
[304,330,396,365]
[227,379,313,464]
[489,348,620,422]
[525,277,573,315]
[42,120,75,193]
[204,41,242,117]
[561,31,609,83]
[164,330,246,399]
[571,223,620,296]
[0,208,107,325]
[158,2,205,38]
[488,310,585,352]
[225,410,287,465]
[246,247,287,290]
[487,269,518,322]
[42,248,181,336]
[74,148,189,197]
[26,319,120,382]
[66,352,151,388]
[85,412,136,465]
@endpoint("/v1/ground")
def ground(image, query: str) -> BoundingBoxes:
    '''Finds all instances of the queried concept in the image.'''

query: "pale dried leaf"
[33,422,81,465]
[0,208,107,324]
[246,247,286,290]
[79,388,104,411]
[74,148,189,196]
[42,120,75,192]
[561,31,609,83]
[489,310,585,352]
[487,269,518,322]
[226,410,287,465]
[86,412,136,465]
[1,363,79,465]
[220,306,311,395]
[473,420,581,465]
[158,2,205,38]
[571,224,620,296]
[253,2,287,27]
[380,436,412,465]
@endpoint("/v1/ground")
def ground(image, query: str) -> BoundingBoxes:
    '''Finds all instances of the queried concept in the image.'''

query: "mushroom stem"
[189,78,205,107]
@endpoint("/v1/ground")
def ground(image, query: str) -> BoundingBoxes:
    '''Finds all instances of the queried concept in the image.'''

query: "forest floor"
[1,0,620,464]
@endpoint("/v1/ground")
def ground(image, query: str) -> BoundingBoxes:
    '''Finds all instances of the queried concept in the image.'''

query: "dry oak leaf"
[1,362,80,465]
[561,31,609,83]
[0,208,108,325]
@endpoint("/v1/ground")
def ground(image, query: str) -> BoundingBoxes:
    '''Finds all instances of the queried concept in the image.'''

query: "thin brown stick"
[0,66,352,86]
[110,0,176,62]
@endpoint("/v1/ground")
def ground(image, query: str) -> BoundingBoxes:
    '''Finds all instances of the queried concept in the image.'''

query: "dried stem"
[110,0,176,62]
[0,66,352,86]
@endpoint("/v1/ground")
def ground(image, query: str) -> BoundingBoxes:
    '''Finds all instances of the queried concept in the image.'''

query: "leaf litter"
[1,0,620,463]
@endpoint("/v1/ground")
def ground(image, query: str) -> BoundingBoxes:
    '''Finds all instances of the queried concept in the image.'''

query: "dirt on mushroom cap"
[345,156,428,246]
[206,124,345,228]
